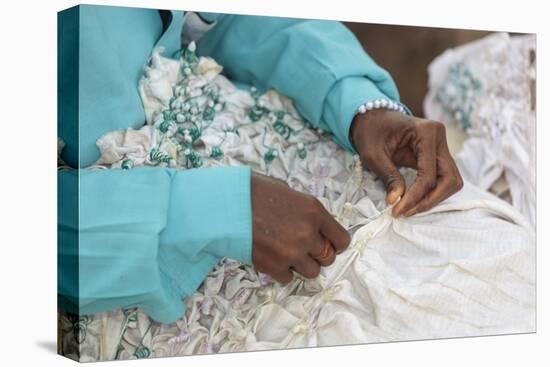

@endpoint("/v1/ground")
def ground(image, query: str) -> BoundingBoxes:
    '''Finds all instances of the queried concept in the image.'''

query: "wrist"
[350,109,399,151]
[350,98,408,151]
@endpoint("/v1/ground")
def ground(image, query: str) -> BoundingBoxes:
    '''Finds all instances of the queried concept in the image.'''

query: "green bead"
[134,346,151,359]
[297,148,307,159]
[183,48,199,66]
[203,106,216,121]
[163,110,176,121]
[121,159,134,170]
[249,106,265,122]
[188,152,203,168]
[203,85,219,100]
[187,128,201,142]
[273,120,292,139]
[149,148,171,164]
[210,146,224,160]
[264,149,278,164]
[159,120,171,133]
[180,62,191,78]
[123,308,138,322]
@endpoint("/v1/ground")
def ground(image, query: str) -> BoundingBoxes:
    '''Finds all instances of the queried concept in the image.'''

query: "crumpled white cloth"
[423,32,536,225]
[59,46,535,361]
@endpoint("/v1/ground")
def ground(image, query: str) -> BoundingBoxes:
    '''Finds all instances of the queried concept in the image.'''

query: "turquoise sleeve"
[195,14,406,153]
[58,166,252,323]
[58,5,253,324]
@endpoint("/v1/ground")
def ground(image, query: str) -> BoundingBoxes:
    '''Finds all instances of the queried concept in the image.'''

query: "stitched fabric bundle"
[424,33,536,225]
[58,44,535,361]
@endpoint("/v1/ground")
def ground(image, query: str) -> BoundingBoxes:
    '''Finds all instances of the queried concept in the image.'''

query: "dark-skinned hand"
[350,109,463,217]
[250,172,351,284]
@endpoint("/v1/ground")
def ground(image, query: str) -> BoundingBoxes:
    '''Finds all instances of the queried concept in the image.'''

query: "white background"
[0,0,547,365]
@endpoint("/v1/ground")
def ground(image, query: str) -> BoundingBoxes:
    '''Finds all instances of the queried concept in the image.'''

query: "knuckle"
[386,172,404,188]
[433,121,446,133]
[285,247,302,262]
[334,232,351,253]
[306,196,323,217]
[424,120,444,131]
[296,230,314,246]
[309,196,325,219]
[278,245,296,262]
[456,176,464,191]
[446,174,463,193]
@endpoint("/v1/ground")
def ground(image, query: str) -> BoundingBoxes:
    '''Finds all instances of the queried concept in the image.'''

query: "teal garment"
[196,14,407,153]
[59,166,251,323]
[58,5,403,324]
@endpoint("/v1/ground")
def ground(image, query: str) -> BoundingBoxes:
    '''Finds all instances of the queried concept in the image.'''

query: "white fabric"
[424,32,536,225]
[59,48,535,361]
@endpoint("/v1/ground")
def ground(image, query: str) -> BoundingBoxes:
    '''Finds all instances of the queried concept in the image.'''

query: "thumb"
[364,151,405,205]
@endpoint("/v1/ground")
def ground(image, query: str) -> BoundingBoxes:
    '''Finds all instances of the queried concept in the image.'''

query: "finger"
[309,232,329,257]
[272,268,294,284]
[293,256,321,279]
[363,149,406,205]
[317,204,351,253]
[403,175,455,216]
[393,132,438,217]
[252,246,293,284]
[404,150,463,216]
[311,238,337,267]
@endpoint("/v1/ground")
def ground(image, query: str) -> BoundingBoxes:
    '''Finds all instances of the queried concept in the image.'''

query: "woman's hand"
[350,109,463,217]
[251,172,351,284]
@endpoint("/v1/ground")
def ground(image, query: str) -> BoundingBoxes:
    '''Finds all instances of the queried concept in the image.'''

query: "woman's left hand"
[350,109,464,217]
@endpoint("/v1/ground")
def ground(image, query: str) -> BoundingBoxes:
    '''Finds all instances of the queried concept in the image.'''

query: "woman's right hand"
[250,172,351,284]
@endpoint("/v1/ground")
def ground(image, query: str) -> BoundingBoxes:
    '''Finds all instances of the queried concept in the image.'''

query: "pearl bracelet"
[356,99,406,115]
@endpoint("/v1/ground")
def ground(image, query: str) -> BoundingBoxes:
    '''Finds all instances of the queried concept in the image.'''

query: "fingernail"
[387,192,400,206]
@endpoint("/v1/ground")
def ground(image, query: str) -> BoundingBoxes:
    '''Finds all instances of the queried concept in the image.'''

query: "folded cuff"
[159,165,253,297]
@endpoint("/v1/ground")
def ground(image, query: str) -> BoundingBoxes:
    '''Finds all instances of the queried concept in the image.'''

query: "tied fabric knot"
[351,155,363,187]
[168,329,190,344]
[200,297,214,315]
[321,284,342,303]
[338,202,355,227]
[232,288,253,309]
[257,288,274,303]
[353,233,372,254]
[291,321,314,335]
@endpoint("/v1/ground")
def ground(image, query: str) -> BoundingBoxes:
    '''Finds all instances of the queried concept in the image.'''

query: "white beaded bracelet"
[356,98,406,115]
